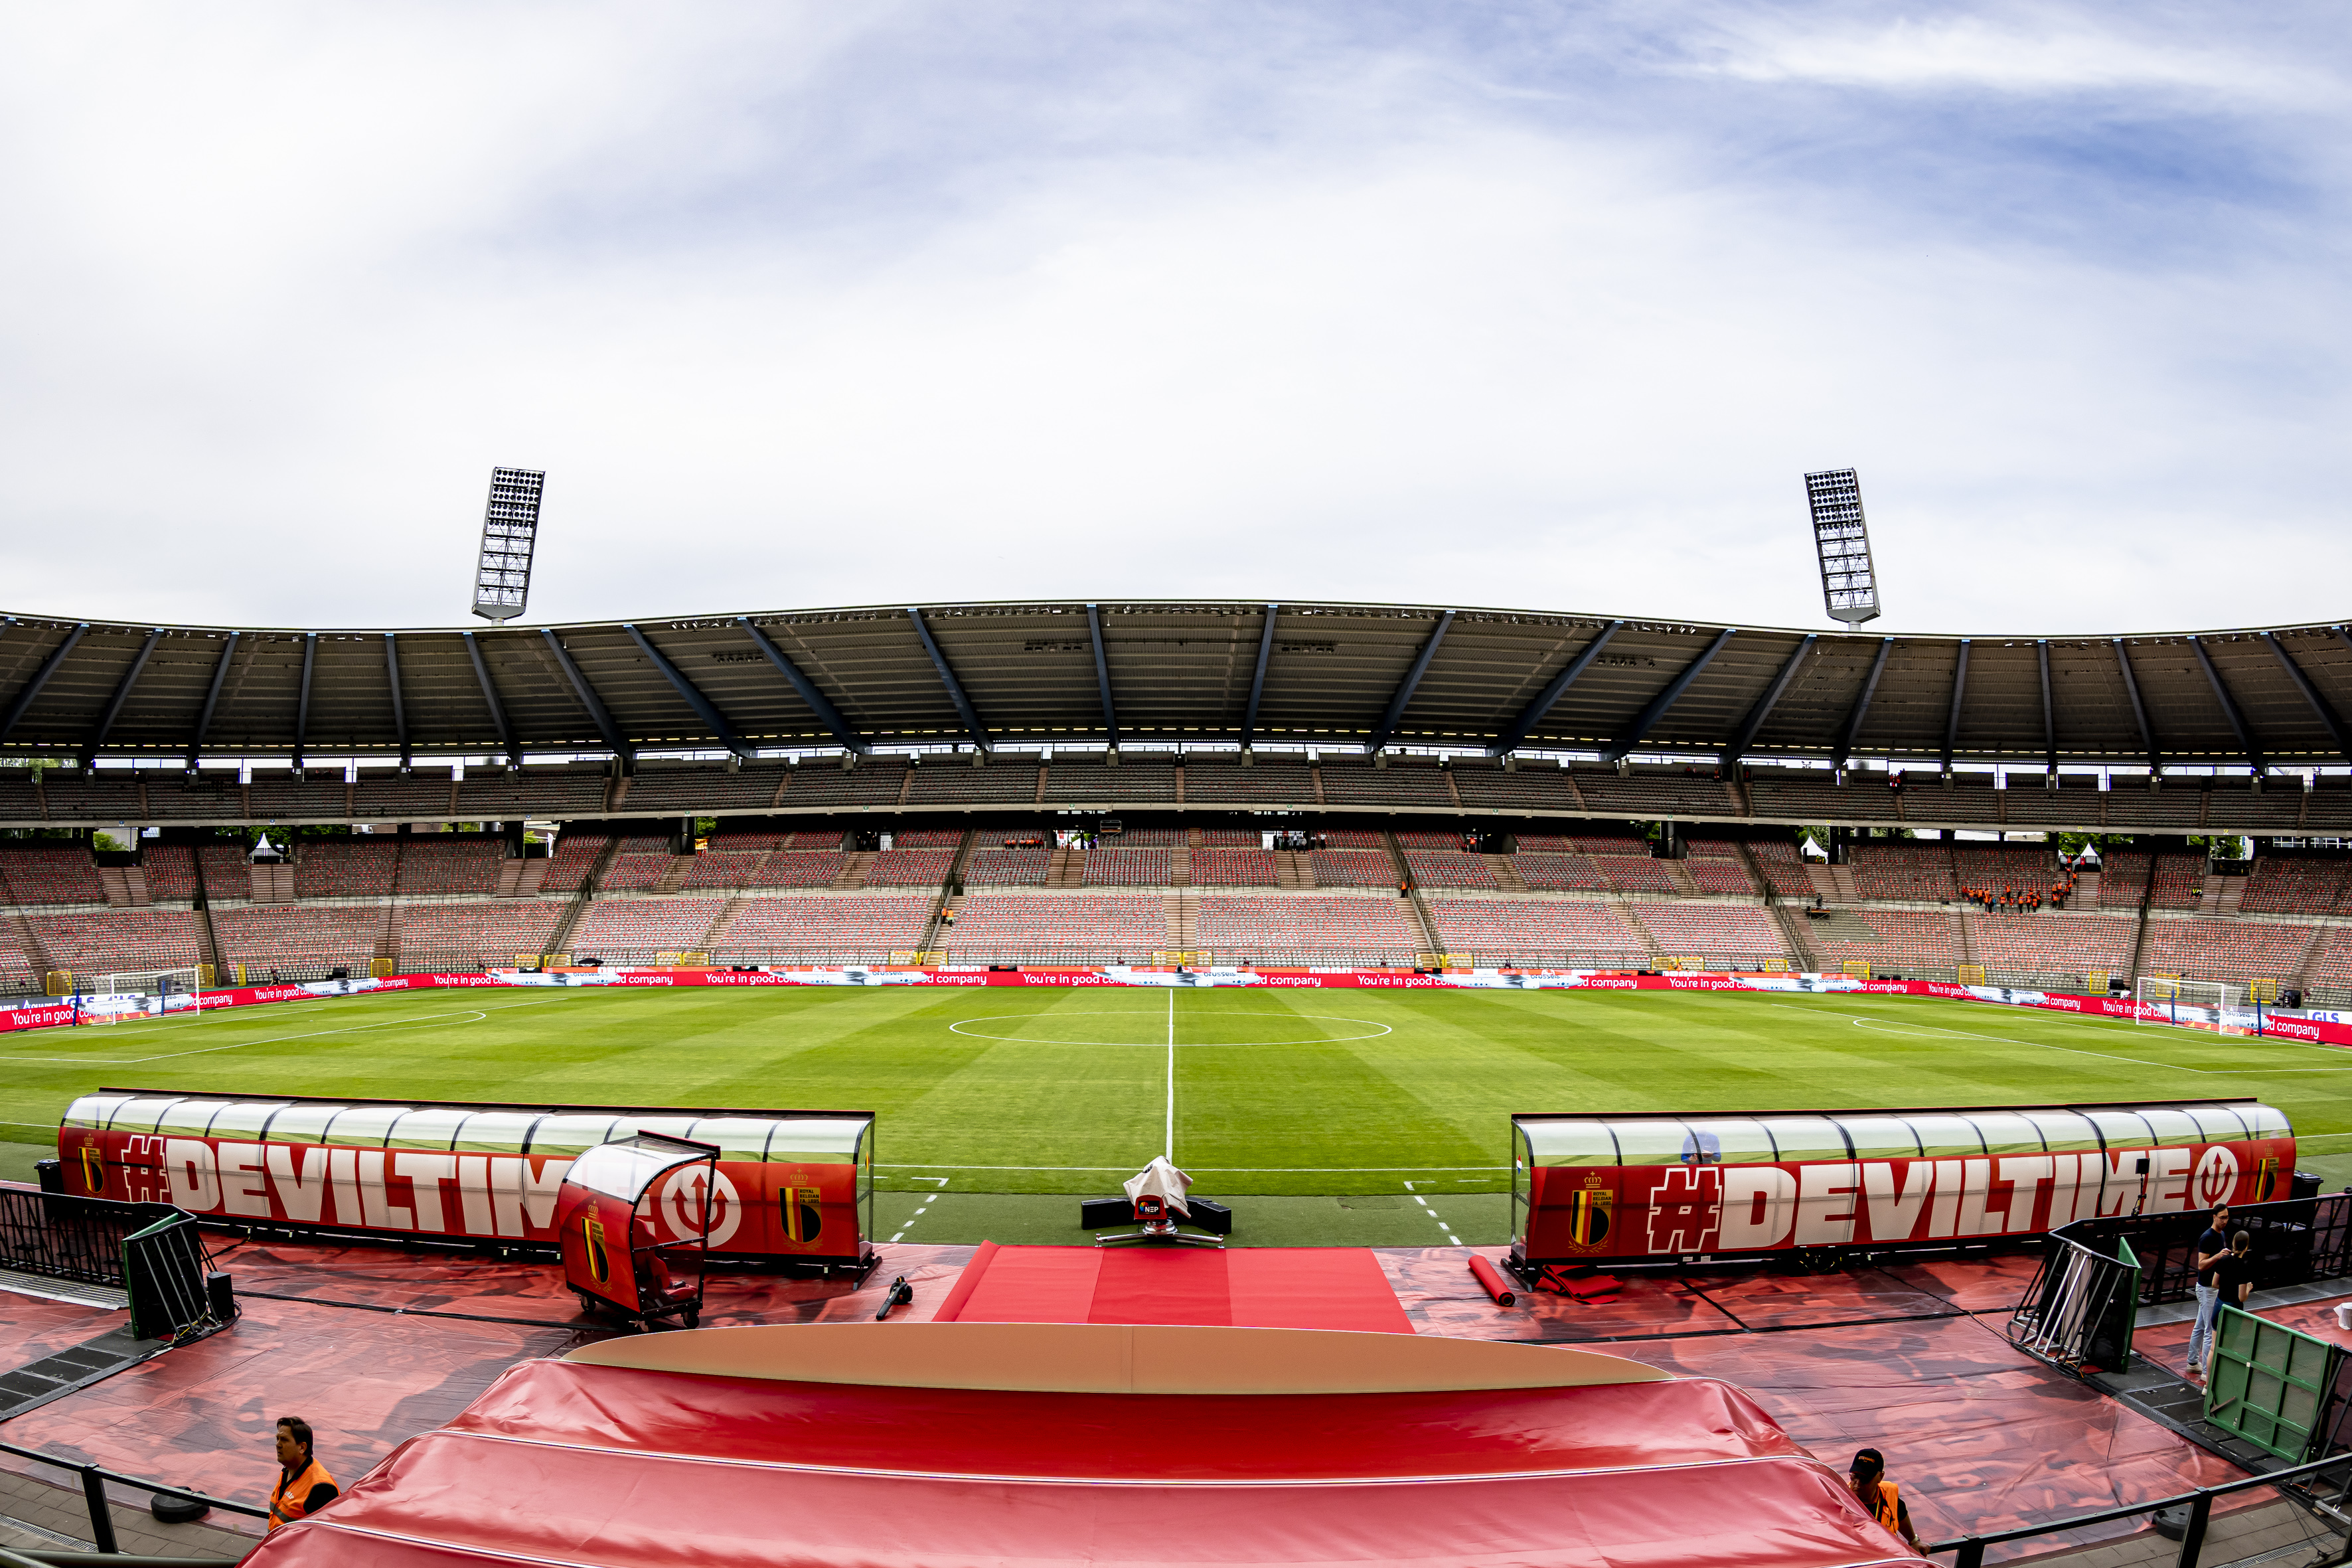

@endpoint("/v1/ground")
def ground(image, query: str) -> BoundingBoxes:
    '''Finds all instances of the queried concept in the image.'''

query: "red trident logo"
[2193,1147,2240,1210]
[1647,1164,1723,1255]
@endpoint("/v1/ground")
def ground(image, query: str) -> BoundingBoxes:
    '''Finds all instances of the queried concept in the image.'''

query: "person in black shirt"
[2203,1232,2258,1379]
[2187,1206,2230,1381]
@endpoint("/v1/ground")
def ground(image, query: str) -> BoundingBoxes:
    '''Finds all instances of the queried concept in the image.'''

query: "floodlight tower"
[471,467,545,623]
[1804,467,1881,627]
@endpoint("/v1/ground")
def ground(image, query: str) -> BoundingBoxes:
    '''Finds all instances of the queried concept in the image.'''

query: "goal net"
[2136,977,2258,1035]
[78,967,212,1020]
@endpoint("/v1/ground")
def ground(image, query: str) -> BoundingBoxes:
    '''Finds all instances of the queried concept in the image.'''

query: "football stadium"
[5,593,2352,1567]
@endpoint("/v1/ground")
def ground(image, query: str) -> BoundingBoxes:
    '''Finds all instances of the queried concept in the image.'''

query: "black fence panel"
[2008,1232,2140,1375]
[121,1214,222,1340]
[2059,1192,2352,1306]
[0,1186,179,1288]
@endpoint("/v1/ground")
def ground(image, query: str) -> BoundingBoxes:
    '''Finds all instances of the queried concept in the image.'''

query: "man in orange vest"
[1848,1449,1923,1553]
[268,1416,339,1533]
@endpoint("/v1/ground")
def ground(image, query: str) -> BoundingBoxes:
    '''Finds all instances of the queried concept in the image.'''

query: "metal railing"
[0,1434,261,1561]
[2061,1192,2352,1308]
[0,1190,178,1289]
[1932,1448,2352,1567]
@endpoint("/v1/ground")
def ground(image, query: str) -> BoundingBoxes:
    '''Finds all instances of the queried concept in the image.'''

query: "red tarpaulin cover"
[933,1240,1417,1332]
[246,1330,1931,1568]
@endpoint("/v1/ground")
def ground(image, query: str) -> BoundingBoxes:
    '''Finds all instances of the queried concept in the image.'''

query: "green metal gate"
[2205,1305,2344,1461]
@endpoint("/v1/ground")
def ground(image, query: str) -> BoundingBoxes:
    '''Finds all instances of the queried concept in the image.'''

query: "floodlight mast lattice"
[471,467,545,623]
[1804,467,1881,627]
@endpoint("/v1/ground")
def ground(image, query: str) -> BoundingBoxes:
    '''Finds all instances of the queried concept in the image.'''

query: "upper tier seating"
[394,838,504,896]
[0,846,105,906]
[143,844,198,901]
[1307,850,1395,888]
[1518,831,1646,854]
[889,830,966,848]
[711,896,932,957]
[1083,848,1174,886]
[1952,846,2057,894]
[1849,844,1958,902]
[1404,852,1498,890]
[1192,849,1279,886]
[541,834,611,893]
[671,850,773,891]
[748,851,851,889]
[2151,854,2208,910]
[1745,839,1819,900]
[1425,900,1650,965]
[1316,830,1388,850]
[293,840,397,899]
[2098,853,2152,910]
[599,846,680,893]
[965,848,1052,886]
[1685,860,1761,896]
[1112,830,1190,848]
[1196,830,1264,847]
[863,849,957,888]
[1590,854,1680,894]
[1195,894,1418,961]
[2240,856,2351,915]
[942,895,1166,959]
[1514,854,1607,892]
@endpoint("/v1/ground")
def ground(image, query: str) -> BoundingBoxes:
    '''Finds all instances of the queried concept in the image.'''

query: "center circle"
[947,1011,1393,1047]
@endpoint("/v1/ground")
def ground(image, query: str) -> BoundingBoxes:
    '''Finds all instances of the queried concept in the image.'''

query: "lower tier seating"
[28,909,207,979]
[1194,895,1419,963]
[566,898,728,960]
[2142,919,2319,986]
[1425,900,1649,965]
[943,895,1166,959]
[209,905,380,979]
[1630,903,1788,965]
[712,896,933,957]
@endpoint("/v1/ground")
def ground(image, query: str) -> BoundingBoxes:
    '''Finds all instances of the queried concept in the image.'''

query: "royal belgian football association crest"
[1559,1174,1615,1253]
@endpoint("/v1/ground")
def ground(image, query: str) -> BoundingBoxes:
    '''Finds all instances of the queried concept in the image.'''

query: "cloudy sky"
[0,3,2343,637]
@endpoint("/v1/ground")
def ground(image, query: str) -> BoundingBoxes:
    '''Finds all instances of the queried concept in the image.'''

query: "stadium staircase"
[7,913,52,985]
[1489,855,1529,893]
[96,865,149,907]
[2126,870,2157,983]
[1766,900,1822,971]
[653,854,693,895]
[830,852,876,891]
[1047,845,1085,887]
[2203,872,2248,915]
[495,855,548,898]
[915,832,978,954]
[1168,844,1193,886]
[2286,925,2331,999]
[1804,863,1837,903]
[1273,850,1315,889]
[1164,892,1198,953]
[248,861,294,904]
[373,905,400,974]
[1826,863,1859,903]
[542,838,623,959]
[696,898,742,954]
[1614,902,1668,967]
[1380,832,1446,958]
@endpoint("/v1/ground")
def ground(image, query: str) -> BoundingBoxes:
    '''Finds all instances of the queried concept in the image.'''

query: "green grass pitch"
[7,985,2352,1248]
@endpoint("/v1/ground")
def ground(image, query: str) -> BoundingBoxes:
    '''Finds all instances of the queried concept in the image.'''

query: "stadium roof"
[2,601,2348,771]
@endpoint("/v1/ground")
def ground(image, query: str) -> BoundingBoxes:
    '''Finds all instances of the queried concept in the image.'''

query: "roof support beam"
[2037,640,2057,777]
[464,631,520,769]
[908,609,990,752]
[2189,635,2265,775]
[81,627,161,768]
[2265,632,2352,765]
[1603,628,1735,764]
[1239,603,1277,750]
[541,629,633,764]
[1087,604,1119,750]
[1833,637,1895,770]
[625,624,755,762]
[292,633,317,776]
[1368,610,1453,753]
[738,619,865,755]
[1491,619,1622,757]
[185,631,238,773]
[1942,639,1971,772]
[1,623,87,749]
[384,633,411,770]
[1723,634,1815,767]
[2114,639,2156,775]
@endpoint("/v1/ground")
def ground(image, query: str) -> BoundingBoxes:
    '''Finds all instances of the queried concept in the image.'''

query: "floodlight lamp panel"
[471,466,545,623]
[1804,467,1881,627]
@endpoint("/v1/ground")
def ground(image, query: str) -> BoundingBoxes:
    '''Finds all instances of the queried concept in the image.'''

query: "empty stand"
[1964,913,2136,986]
[541,834,612,893]
[0,846,105,906]
[2240,856,2351,915]
[941,894,1166,961]
[2142,917,2318,986]
[208,904,380,980]
[862,848,956,887]
[1403,851,1498,890]
[1424,899,1649,965]
[1194,894,1419,963]
[566,898,731,962]
[1848,844,1957,902]
[1191,848,1279,886]
[1627,903,1789,966]
[710,895,932,959]
[1306,850,1396,888]
[293,840,398,899]
[1083,848,1174,886]
[394,838,504,896]
[964,847,1052,886]
[1514,853,1607,892]
[27,909,206,977]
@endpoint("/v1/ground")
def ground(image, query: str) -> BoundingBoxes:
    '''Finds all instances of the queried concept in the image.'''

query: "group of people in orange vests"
[1964,860,2082,913]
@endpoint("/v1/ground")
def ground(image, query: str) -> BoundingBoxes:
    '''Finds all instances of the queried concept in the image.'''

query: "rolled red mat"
[1467,1253,1516,1306]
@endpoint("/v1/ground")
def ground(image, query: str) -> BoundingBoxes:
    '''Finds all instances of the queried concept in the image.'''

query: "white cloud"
[0,2,2345,641]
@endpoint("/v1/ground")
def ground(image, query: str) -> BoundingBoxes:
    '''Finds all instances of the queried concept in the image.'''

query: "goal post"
[74,966,212,1021]
[2136,976,2254,1034]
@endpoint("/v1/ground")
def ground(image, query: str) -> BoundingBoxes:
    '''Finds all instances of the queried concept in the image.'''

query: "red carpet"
[934,1242,1414,1333]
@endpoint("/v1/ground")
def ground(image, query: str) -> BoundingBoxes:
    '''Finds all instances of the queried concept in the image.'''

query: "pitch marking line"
[1829,1010,2352,1077]
[0,996,575,1065]
[876,1163,1509,1172]
[947,1011,1393,1047]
